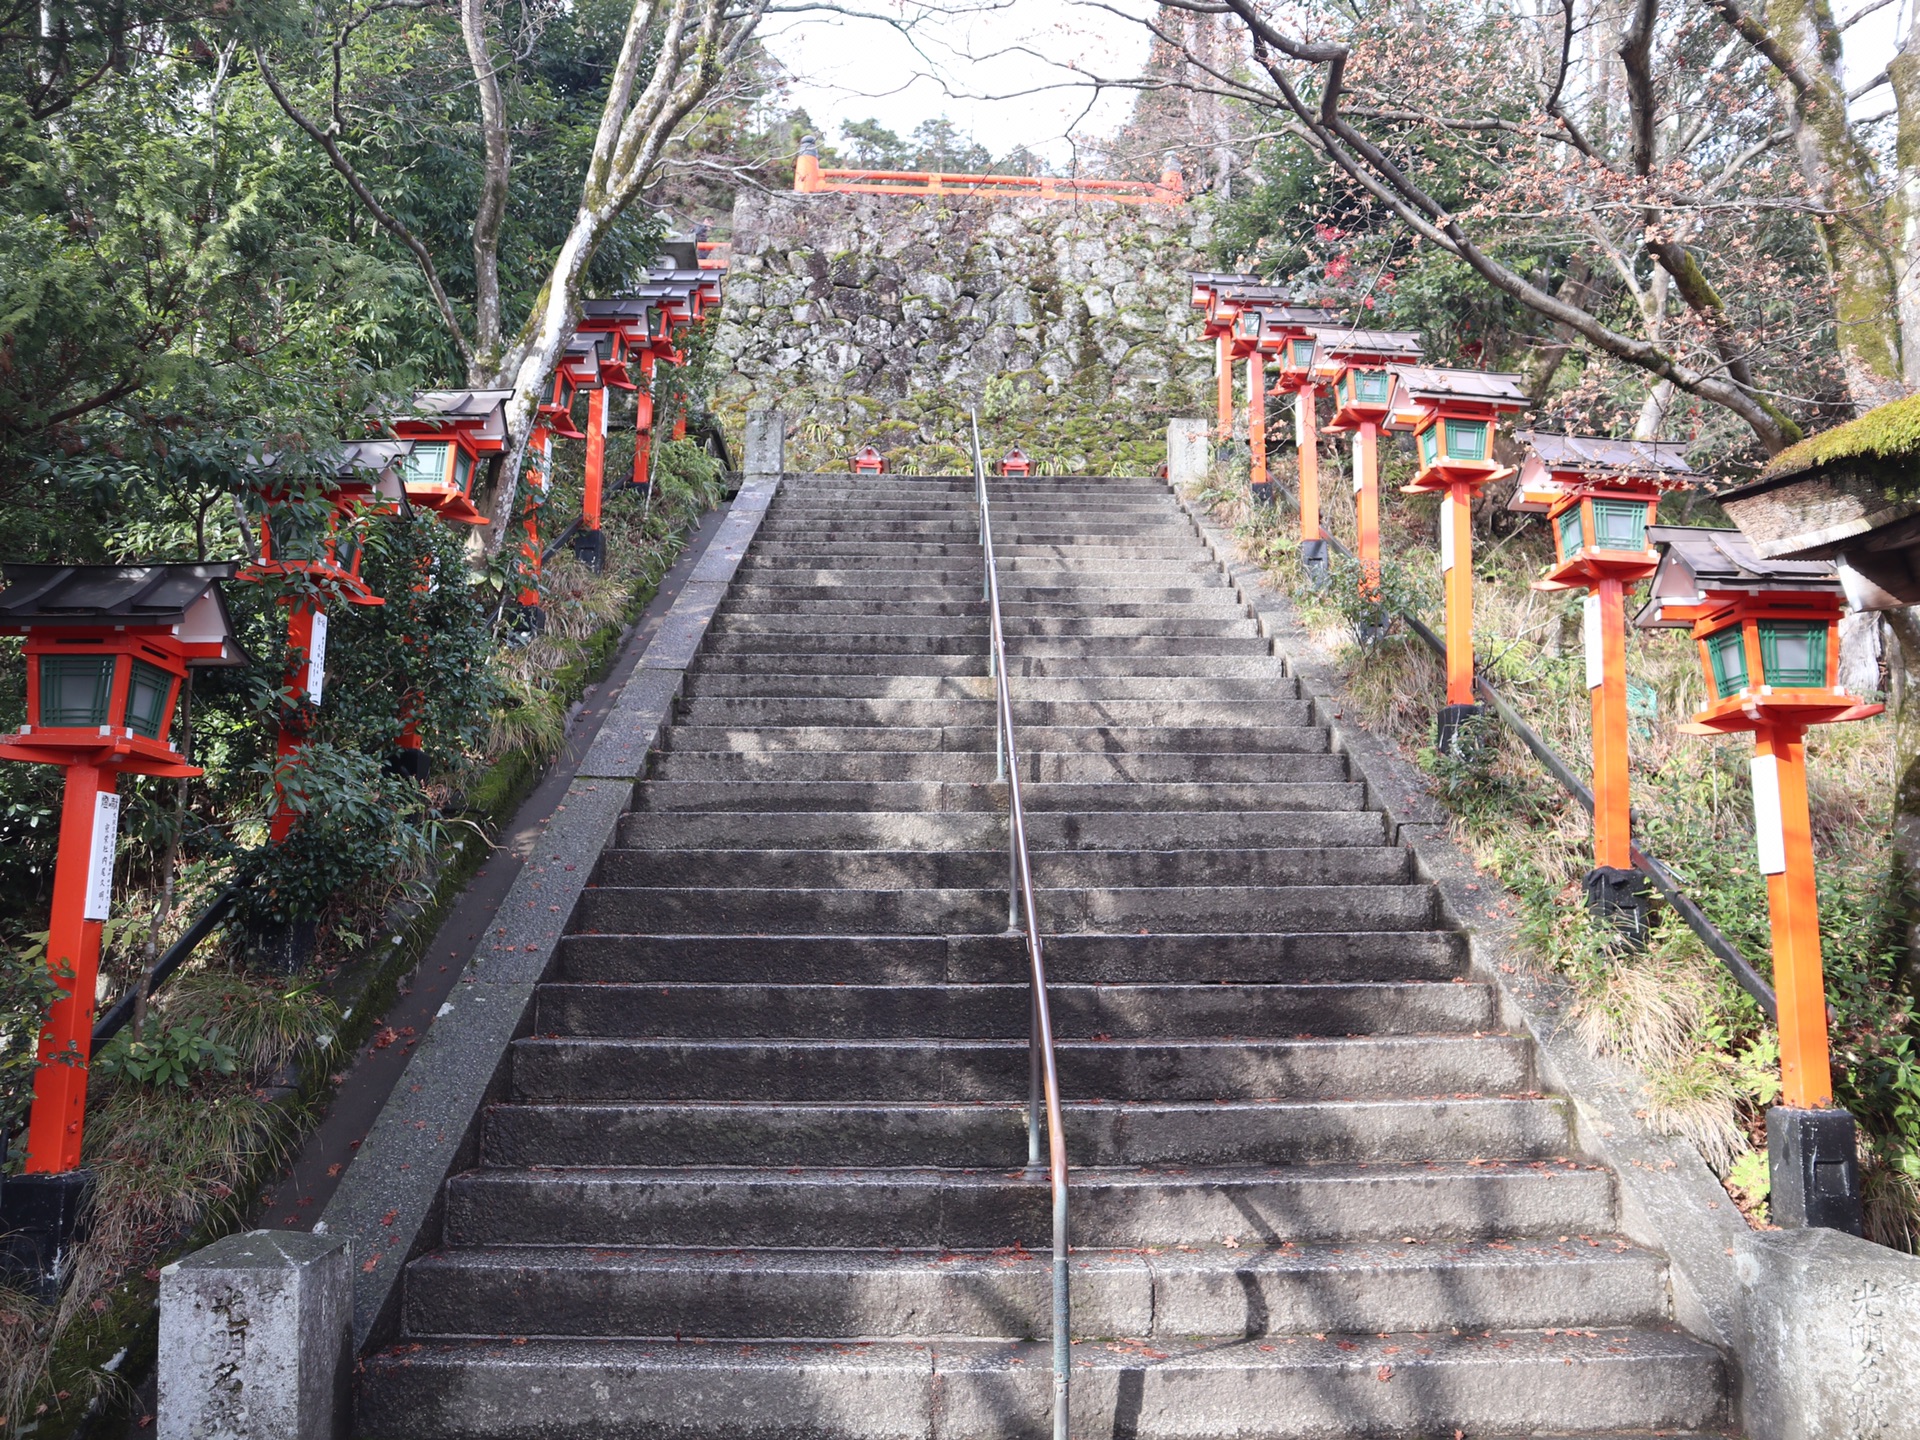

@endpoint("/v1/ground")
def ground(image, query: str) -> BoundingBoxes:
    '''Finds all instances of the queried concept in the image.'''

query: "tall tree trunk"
[1881,606,1920,995]
[1757,0,1907,407]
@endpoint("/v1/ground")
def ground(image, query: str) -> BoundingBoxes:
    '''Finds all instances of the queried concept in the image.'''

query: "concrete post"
[1166,419,1209,487]
[1735,1227,1920,1439]
[158,1231,351,1440]
[744,409,786,477]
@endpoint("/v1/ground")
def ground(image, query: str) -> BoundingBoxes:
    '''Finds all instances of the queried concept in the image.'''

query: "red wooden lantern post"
[1231,307,1271,503]
[578,298,658,567]
[1394,366,1532,749]
[1190,273,1265,445]
[1320,328,1425,599]
[391,389,512,527]
[1638,526,1879,1233]
[0,565,244,1290]
[240,454,402,841]
[1518,434,1699,934]
[1261,313,1331,574]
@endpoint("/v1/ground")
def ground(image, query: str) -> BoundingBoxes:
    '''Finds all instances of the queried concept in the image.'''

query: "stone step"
[590,846,1410,891]
[700,631,1270,657]
[571,881,1434,935]
[508,1033,1526,1104]
[710,598,1245,619]
[627,780,1369,814]
[532,979,1488,1039]
[613,809,1388,852]
[356,1329,1725,1440]
[441,1162,1617,1248]
[403,1236,1668,1342]
[681,674,1298,702]
[711,614,1250,638]
[659,725,1327,756]
[724,584,1241,606]
[644,751,1349,784]
[482,1095,1567,1169]
[686,654,1283,678]
[555,930,1468,985]
[672,699,1315,728]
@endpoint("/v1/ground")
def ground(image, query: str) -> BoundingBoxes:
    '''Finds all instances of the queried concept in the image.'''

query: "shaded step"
[533,978,1490,1040]
[402,1236,1667,1342]
[506,1033,1530,1103]
[556,930,1468,985]
[484,1095,1567,1168]
[442,1162,1617,1248]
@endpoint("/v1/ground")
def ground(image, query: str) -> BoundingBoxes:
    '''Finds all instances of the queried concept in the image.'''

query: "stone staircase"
[357,472,1731,1438]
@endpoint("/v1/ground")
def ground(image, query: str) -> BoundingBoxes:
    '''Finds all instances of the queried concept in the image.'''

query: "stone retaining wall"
[711,190,1214,474]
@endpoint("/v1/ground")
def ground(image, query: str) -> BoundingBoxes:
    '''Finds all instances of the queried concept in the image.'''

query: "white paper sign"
[1751,754,1786,875]
[306,610,328,706]
[83,791,120,921]
[1352,436,1364,494]
[598,391,610,438]
[1440,507,1456,573]
[1583,594,1604,691]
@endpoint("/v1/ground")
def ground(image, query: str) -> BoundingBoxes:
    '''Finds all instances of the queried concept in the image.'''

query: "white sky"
[759,2,1153,168]
[758,1,1907,168]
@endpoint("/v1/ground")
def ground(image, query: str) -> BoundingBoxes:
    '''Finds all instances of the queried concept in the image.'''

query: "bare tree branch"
[253,47,474,370]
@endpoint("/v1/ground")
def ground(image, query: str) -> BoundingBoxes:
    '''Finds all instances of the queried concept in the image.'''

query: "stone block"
[158,1230,351,1440]
[1167,419,1209,486]
[743,409,786,477]
[1736,1227,1920,1440]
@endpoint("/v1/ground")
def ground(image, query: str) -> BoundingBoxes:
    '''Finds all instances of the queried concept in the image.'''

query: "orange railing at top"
[696,241,731,270]
[793,145,1185,206]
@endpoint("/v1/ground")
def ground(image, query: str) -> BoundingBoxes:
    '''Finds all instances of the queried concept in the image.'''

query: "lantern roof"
[581,296,659,324]
[1634,525,1844,629]
[1190,271,1262,307]
[1509,432,1703,513]
[1392,365,1531,413]
[0,563,247,665]
[393,389,513,449]
[1311,326,1424,365]
[655,239,700,271]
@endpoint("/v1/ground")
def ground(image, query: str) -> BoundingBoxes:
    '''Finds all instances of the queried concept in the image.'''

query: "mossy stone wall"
[712,190,1213,474]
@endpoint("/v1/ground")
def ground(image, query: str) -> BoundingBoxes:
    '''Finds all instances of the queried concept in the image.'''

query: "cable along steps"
[357,456,1731,1439]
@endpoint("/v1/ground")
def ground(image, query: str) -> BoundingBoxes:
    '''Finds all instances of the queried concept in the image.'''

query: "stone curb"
[316,475,780,1353]
[1167,484,1751,1364]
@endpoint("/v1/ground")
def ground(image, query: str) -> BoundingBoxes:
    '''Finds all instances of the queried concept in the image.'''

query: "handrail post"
[971,407,1068,1440]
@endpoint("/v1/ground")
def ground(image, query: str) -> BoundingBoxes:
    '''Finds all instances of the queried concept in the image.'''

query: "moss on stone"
[1762,392,1920,480]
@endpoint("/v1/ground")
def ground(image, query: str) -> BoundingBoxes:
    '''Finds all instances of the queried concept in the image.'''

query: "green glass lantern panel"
[1355,371,1391,404]
[1707,626,1748,699]
[1445,419,1489,461]
[1759,621,1827,689]
[452,449,473,494]
[1556,505,1584,559]
[39,655,115,728]
[124,659,173,740]
[267,505,326,563]
[1291,338,1316,368]
[400,442,451,490]
[1591,498,1649,550]
[1420,426,1439,465]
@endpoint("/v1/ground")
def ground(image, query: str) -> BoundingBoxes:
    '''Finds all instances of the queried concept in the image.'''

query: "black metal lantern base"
[387,748,431,784]
[1583,866,1654,946]
[0,1169,95,1302]
[570,528,608,572]
[247,918,319,975]
[1768,1106,1864,1234]
[1300,539,1330,585]
[1249,481,1274,507]
[1434,703,1485,755]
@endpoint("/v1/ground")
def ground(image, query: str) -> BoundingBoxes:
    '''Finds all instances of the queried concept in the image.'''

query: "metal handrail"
[1317,529,1779,1019]
[971,412,1070,1440]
